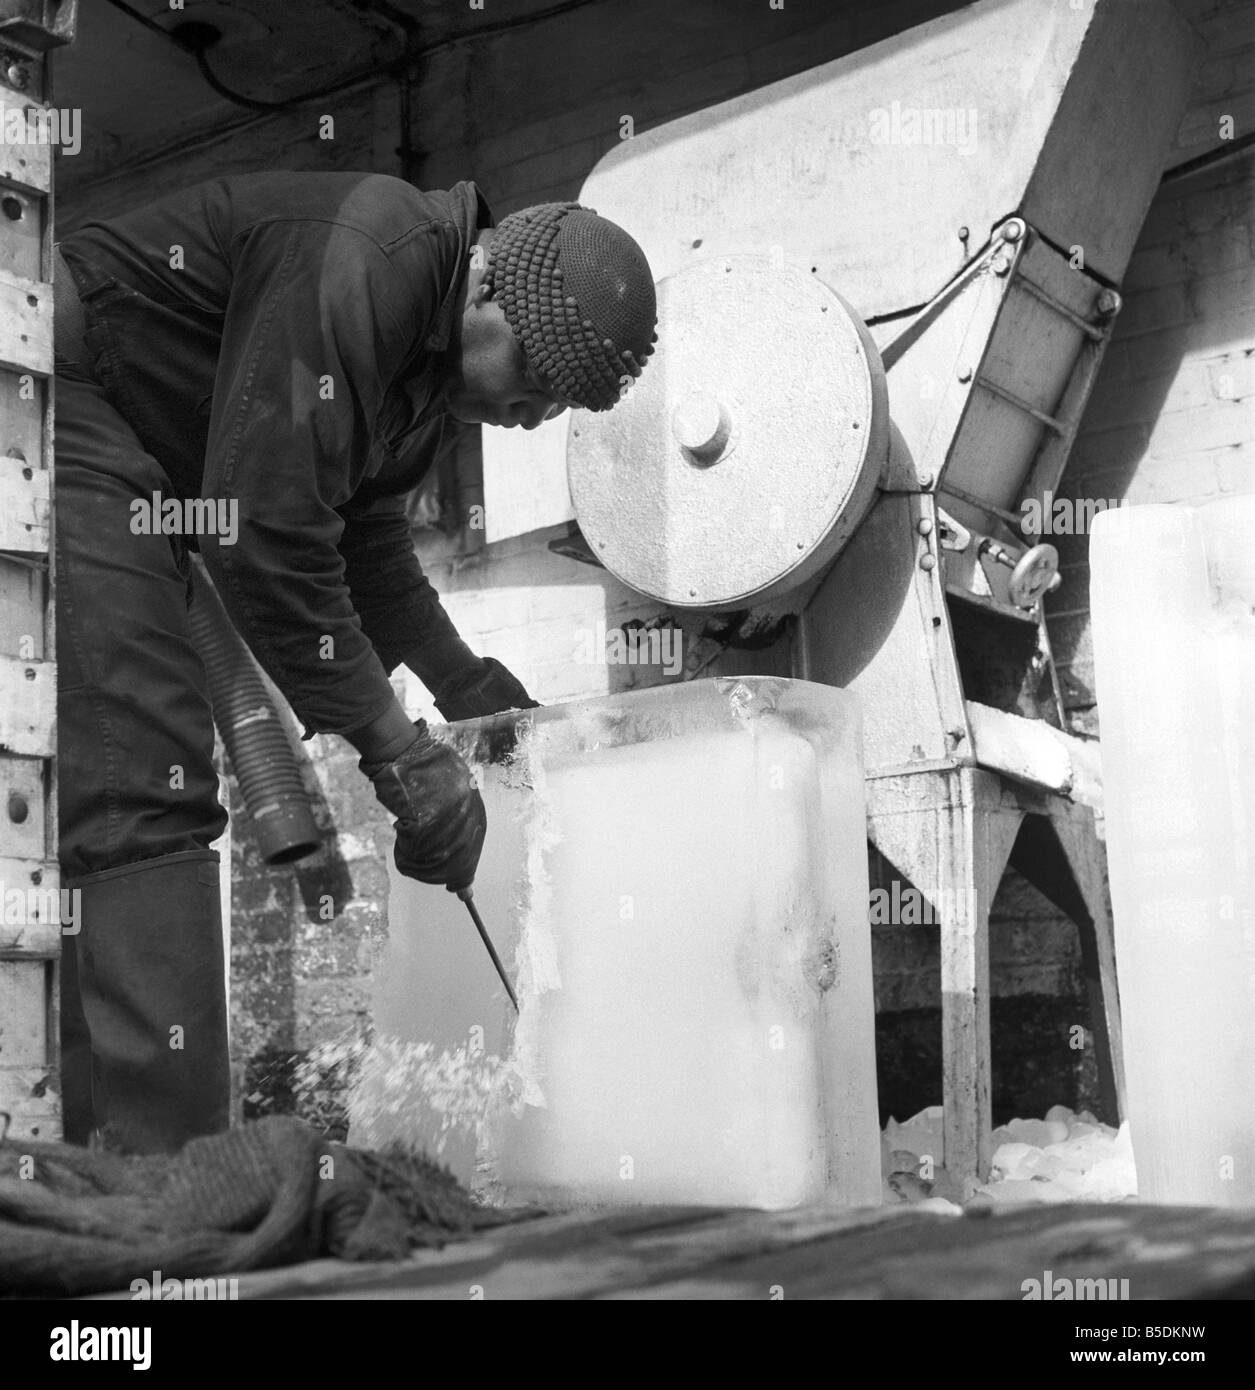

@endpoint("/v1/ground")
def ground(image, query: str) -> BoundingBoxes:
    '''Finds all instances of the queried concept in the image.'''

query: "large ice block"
[350,676,880,1210]
[1090,497,1255,1205]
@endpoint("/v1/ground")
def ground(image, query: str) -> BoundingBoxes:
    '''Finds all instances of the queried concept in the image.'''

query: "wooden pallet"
[79,1199,1255,1301]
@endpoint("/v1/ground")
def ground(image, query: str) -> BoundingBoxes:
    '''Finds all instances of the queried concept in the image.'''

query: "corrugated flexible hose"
[187,565,321,865]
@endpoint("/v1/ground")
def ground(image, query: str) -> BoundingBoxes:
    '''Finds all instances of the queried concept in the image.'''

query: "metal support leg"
[1011,803,1126,1122]
[872,762,1126,1193]
[867,766,1022,1194]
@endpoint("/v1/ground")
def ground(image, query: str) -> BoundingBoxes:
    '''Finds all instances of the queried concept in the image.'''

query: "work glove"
[434,656,540,722]
[360,721,486,891]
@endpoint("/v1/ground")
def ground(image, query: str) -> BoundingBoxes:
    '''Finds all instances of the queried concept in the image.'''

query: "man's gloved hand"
[360,721,486,890]
[434,656,540,722]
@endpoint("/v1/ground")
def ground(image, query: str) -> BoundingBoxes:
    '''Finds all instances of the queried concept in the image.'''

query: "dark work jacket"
[59,171,492,737]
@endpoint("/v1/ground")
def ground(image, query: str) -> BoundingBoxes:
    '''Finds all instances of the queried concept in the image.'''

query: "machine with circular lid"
[475,0,1199,1195]
[568,257,889,611]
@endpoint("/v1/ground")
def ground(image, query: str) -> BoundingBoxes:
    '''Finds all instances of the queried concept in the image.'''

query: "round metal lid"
[567,256,888,610]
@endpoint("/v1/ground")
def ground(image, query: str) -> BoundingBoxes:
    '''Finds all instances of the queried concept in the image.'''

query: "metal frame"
[0,0,75,1143]
[798,220,1129,1192]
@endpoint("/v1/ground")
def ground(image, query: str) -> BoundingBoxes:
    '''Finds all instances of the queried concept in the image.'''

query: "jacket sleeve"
[337,489,478,689]
[196,215,453,734]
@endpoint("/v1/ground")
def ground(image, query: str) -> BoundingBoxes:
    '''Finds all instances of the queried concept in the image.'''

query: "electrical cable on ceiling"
[103,0,603,114]
[99,2,1254,191]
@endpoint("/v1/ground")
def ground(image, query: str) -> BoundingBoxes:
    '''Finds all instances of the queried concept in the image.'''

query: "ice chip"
[1077,1155,1137,1202]
[1004,1117,1064,1149]
[888,1105,945,1160]
[909,1105,1138,1209]
[912,1196,963,1217]
[979,1177,1052,1205]
[1020,1147,1065,1181]
[991,1141,1037,1180]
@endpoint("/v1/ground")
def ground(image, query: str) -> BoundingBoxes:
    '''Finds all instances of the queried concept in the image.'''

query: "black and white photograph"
[0,0,1252,1340]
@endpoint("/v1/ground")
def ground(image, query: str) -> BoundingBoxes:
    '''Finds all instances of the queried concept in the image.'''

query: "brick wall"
[55,0,1253,1131]
[1050,0,1255,734]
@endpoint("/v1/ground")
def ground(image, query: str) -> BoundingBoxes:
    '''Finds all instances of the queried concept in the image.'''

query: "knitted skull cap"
[486,202,658,412]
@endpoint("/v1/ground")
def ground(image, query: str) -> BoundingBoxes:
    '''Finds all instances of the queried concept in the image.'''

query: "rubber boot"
[73,849,230,1154]
[58,932,96,1144]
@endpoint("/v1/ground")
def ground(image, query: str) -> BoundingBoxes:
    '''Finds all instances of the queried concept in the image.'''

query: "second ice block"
[354,676,880,1211]
[1091,498,1255,1206]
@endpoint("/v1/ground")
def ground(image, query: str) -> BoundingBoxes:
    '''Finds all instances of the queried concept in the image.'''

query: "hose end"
[254,800,321,865]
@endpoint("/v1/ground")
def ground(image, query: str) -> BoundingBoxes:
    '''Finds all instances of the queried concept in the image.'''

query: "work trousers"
[54,250,229,1150]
